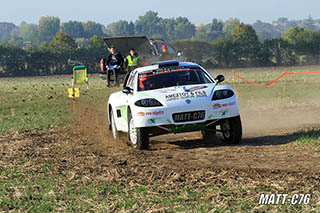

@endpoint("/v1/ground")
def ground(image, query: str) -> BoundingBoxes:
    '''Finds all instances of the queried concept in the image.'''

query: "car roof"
[134,61,200,74]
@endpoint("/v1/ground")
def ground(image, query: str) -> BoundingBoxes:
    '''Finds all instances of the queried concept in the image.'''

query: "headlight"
[212,89,234,100]
[135,98,163,107]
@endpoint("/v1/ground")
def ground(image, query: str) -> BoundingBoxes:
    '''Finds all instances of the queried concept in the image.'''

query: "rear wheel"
[220,116,242,144]
[128,111,149,150]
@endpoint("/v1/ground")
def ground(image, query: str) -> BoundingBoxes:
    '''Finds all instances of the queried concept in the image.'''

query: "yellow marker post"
[68,88,80,98]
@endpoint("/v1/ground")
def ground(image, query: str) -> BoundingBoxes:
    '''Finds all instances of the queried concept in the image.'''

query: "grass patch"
[211,66,320,111]
[292,128,320,145]
[0,76,118,133]
[1,163,319,212]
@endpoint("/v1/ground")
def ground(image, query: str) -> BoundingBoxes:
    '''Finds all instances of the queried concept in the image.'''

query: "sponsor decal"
[208,114,213,119]
[213,101,236,109]
[183,85,208,92]
[158,87,178,94]
[150,119,156,124]
[116,106,128,121]
[228,101,236,106]
[137,112,145,116]
[138,110,164,116]
[222,111,228,116]
[185,99,191,104]
[213,104,221,109]
[165,90,207,101]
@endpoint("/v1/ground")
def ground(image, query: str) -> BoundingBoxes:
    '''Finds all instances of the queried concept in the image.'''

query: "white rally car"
[107,60,242,149]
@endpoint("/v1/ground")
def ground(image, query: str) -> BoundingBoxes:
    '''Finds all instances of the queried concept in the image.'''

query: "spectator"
[126,48,140,73]
[106,45,123,87]
[159,45,173,61]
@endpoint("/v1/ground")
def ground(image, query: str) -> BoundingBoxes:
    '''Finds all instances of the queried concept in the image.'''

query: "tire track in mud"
[69,98,320,174]
[0,100,320,200]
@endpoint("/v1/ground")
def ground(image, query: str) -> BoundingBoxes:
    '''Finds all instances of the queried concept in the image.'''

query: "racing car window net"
[137,69,212,91]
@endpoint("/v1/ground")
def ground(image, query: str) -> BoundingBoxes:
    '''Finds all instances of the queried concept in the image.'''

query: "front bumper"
[132,99,239,128]
[146,119,220,137]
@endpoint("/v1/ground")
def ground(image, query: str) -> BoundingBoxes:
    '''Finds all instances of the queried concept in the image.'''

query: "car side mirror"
[177,50,183,57]
[215,75,225,83]
[122,86,133,94]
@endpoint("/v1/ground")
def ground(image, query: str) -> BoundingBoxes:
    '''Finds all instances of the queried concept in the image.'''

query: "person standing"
[126,48,140,73]
[106,45,123,87]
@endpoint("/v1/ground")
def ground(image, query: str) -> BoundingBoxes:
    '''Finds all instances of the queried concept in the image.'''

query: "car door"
[113,73,135,132]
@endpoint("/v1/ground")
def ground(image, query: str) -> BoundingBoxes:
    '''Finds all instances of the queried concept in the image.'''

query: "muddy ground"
[1,99,320,210]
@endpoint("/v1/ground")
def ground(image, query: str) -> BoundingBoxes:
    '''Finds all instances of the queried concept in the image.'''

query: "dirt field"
[1,70,320,211]
[2,97,319,211]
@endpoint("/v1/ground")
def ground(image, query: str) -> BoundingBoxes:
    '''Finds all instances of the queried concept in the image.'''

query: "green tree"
[135,11,165,38]
[263,38,296,65]
[223,18,240,35]
[60,21,85,38]
[283,27,320,56]
[75,38,88,48]
[49,32,77,54]
[110,20,135,36]
[194,24,209,42]
[171,40,212,63]
[252,20,282,42]
[161,18,175,40]
[0,22,16,42]
[38,41,50,52]
[212,37,238,67]
[194,19,224,42]
[232,24,260,64]
[283,27,305,46]
[19,23,40,46]
[172,17,196,40]
[0,44,27,76]
[83,21,105,38]
[88,35,105,50]
[210,18,224,32]
[38,16,60,42]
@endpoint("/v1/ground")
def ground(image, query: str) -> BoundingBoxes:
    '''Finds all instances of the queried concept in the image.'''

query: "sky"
[1,0,319,26]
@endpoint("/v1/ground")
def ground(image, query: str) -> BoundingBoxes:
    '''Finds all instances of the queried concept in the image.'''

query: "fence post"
[282,73,286,98]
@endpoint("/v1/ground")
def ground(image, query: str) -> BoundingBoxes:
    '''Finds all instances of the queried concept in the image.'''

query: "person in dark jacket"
[106,45,123,87]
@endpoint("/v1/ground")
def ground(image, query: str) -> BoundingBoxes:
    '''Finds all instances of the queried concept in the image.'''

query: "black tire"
[128,111,149,150]
[110,109,119,140]
[201,127,217,144]
[220,115,242,144]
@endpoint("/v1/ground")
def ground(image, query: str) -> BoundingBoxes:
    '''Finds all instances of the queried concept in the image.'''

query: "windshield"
[137,67,213,91]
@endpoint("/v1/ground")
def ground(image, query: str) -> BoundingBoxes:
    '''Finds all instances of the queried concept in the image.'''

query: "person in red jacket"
[159,45,173,61]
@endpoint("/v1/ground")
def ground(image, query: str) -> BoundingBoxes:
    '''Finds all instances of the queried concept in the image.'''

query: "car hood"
[104,36,153,57]
[134,84,216,105]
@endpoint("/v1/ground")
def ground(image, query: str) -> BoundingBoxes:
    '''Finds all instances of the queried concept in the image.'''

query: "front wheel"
[220,116,242,144]
[201,127,217,144]
[128,111,149,150]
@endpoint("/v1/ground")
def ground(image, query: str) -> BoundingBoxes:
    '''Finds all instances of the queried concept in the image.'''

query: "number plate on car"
[172,110,205,123]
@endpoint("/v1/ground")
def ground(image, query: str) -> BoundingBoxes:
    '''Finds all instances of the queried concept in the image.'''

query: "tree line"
[1,12,320,77]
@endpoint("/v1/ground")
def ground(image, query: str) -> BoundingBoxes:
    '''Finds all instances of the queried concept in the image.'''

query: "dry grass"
[1,66,320,212]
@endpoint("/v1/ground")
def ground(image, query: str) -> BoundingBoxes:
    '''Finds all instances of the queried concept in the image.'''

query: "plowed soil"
[1,98,320,210]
